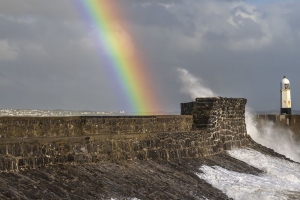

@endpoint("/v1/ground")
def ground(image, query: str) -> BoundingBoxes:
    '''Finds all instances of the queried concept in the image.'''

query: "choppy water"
[246,108,300,162]
[197,148,300,200]
[199,112,300,200]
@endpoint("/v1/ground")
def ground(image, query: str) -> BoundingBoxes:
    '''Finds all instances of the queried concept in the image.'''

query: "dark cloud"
[0,0,299,112]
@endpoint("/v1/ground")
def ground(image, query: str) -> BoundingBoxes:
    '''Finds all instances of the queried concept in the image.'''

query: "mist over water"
[177,68,300,162]
[246,108,300,162]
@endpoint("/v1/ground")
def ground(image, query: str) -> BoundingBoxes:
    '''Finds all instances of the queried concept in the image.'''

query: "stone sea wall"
[256,114,300,126]
[181,97,248,150]
[256,114,300,136]
[0,115,193,138]
[0,97,251,172]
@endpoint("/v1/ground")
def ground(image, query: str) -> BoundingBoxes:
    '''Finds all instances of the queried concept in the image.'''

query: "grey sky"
[0,0,299,112]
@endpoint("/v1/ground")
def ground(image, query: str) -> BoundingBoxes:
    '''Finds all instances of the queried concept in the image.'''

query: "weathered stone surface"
[0,97,252,172]
[0,115,193,138]
[0,146,260,200]
[0,142,294,200]
[181,97,248,151]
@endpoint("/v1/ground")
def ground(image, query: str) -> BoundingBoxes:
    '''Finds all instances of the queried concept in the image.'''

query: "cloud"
[164,1,272,51]
[0,40,18,61]
[22,43,47,58]
[126,0,300,111]
[0,0,76,20]
[0,0,300,112]
[129,0,300,52]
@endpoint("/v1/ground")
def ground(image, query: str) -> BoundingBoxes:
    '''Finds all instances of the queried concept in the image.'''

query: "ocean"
[198,148,300,199]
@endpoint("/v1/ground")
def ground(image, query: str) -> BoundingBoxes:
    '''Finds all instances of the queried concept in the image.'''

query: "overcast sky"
[0,0,299,112]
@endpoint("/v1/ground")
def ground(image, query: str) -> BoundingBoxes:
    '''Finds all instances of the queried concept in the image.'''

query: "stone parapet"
[181,97,248,152]
[0,97,251,172]
[0,130,252,172]
[0,115,193,138]
[181,97,246,128]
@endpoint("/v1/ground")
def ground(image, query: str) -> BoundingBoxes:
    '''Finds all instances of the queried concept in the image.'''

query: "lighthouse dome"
[281,76,290,90]
[282,77,290,84]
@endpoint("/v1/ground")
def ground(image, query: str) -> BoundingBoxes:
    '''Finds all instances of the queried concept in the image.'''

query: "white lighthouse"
[280,76,291,114]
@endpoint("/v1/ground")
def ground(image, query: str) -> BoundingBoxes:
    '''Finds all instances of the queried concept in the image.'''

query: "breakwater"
[0,97,251,172]
[256,114,300,134]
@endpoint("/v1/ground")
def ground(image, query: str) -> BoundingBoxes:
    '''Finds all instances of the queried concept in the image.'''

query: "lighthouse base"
[281,108,291,114]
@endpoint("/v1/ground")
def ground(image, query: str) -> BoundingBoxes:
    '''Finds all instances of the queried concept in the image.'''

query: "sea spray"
[197,148,300,200]
[177,68,300,162]
[245,109,300,162]
[177,68,216,98]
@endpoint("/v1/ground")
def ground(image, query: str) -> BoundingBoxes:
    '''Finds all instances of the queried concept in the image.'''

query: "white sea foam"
[228,148,300,183]
[245,108,300,162]
[197,148,300,200]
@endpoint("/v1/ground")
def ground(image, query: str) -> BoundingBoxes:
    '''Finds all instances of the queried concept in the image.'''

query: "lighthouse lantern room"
[280,76,291,114]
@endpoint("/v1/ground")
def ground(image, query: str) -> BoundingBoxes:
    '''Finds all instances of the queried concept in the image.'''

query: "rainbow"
[75,0,161,113]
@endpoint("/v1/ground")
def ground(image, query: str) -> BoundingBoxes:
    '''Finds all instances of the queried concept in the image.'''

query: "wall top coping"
[195,97,247,102]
